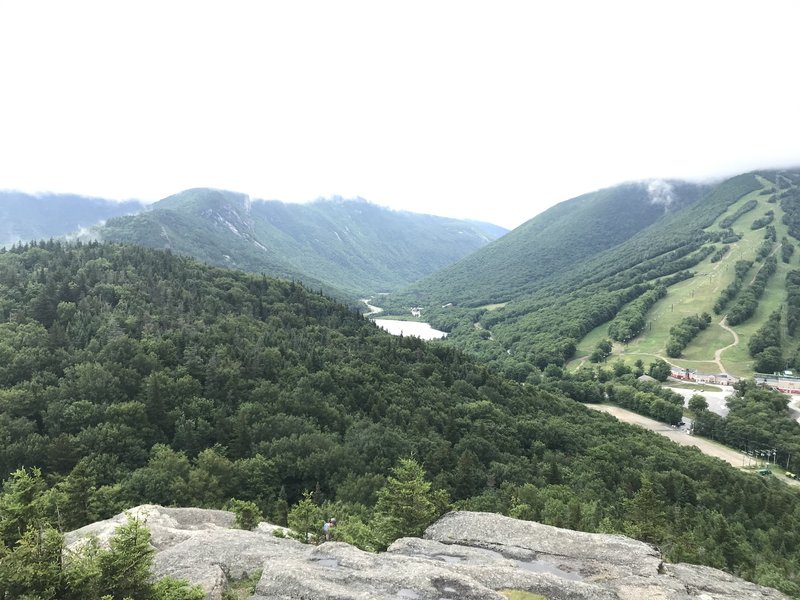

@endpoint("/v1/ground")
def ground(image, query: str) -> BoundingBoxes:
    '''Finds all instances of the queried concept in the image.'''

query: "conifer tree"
[372,458,438,550]
[98,516,154,600]
[0,467,48,547]
[623,476,668,544]
[287,491,322,543]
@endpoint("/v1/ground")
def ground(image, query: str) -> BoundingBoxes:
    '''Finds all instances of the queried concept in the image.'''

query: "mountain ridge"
[94,188,506,298]
[382,171,800,379]
[390,179,708,308]
[0,191,144,248]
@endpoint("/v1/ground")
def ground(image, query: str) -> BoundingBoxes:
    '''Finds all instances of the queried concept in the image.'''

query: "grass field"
[585,180,800,378]
[665,381,723,391]
[571,321,613,364]
[479,302,509,311]
[681,323,733,361]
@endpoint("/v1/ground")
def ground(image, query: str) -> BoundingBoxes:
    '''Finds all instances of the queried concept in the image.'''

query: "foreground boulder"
[420,511,787,600]
[66,507,788,600]
[65,504,301,599]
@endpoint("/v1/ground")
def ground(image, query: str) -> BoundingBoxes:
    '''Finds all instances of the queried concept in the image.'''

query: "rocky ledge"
[65,507,788,600]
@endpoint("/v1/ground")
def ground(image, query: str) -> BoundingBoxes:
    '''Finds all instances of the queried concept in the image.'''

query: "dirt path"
[710,243,780,373]
[617,350,683,370]
[586,403,800,487]
[714,317,739,374]
[586,405,742,466]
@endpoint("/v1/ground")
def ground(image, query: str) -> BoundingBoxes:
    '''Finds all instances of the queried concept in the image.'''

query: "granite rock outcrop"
[65,507,788,600]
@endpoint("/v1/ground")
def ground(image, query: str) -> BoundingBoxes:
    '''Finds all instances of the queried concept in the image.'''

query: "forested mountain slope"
[385,171,800,379]
[391,180,707,307]
[1,241,799,595]
[94,188,505,297]
[0,191,143,248]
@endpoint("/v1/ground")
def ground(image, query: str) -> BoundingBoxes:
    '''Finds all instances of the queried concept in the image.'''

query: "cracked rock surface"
[66,507,788,600]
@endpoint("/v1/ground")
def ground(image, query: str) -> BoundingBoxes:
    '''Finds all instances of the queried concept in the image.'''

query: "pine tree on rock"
[372,458,439,550]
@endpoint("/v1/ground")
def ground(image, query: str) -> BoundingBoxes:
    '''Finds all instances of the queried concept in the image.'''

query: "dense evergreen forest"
[1,241,800,596]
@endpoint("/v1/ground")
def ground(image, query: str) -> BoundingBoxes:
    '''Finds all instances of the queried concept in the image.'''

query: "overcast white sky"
[1,1,799,229]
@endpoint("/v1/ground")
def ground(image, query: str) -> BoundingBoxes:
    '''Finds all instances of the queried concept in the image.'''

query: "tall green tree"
[287,491,323,543]
[98,517,154,600]
[0,524,65,599]
[648,359,671,381]
[372,458,440,550]
[95,517,202,599]
[0,467,48,547]
[623,476,668,544]
[687,395,708,414]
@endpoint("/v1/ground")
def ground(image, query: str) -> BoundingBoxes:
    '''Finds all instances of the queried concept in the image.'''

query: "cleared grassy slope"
[388,172,791,378]
[571,173,800,377]
[636,188,792,376]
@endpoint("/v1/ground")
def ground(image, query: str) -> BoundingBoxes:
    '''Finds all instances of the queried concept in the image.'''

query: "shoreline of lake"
[373,318,448,340]
[362,298,447,340]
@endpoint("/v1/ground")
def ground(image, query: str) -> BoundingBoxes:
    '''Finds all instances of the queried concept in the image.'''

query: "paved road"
[585,404,800,488]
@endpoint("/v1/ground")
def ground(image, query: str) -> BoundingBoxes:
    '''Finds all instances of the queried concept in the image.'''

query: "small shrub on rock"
[227,498,263,531]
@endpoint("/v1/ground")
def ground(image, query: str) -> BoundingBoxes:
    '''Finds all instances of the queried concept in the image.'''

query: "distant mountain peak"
[153,188,251,213]
[311,195,370,205]
[95,189,507,298]
[0,191,144,248]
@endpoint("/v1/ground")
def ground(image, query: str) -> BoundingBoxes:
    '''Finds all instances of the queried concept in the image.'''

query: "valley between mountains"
[2,169,800,598]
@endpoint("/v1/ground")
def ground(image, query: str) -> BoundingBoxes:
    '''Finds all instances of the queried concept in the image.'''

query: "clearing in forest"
[571,181,799,378]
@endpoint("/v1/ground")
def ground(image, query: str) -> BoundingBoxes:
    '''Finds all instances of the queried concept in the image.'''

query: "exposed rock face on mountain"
[94,188,507,298]
[66,506,788,600]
